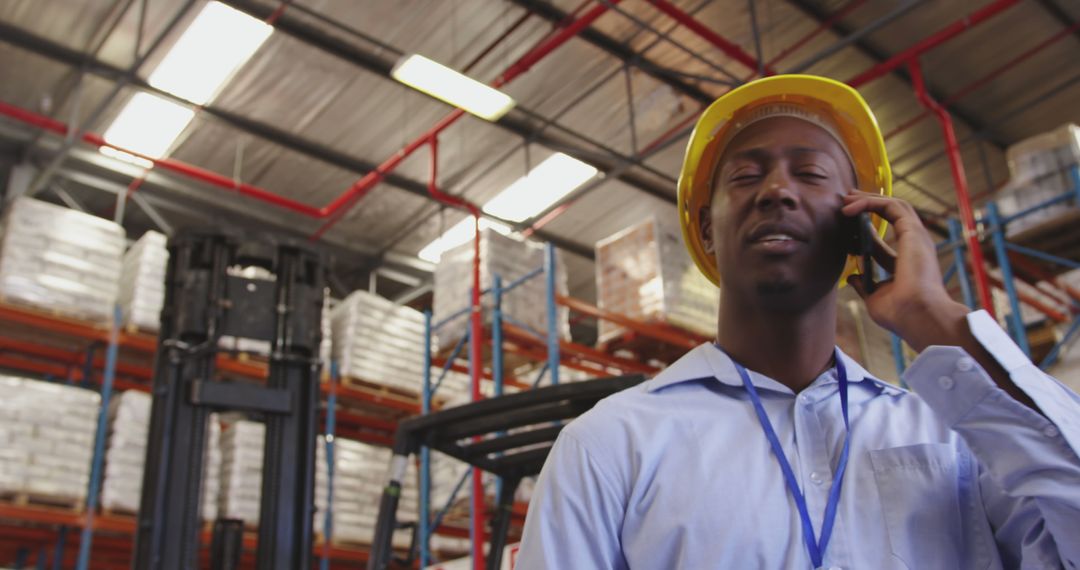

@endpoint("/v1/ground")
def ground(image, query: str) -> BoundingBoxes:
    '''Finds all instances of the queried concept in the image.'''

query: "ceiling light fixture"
[481,152,598,222]
[416,152,597,262]
[100,2,272,165]
[100,93,195,167]
[418,217,512,263]
[148,1,273,105]
[392,54,516,121]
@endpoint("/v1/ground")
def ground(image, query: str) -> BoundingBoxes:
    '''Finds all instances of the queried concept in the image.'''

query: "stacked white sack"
[219,419,265,525]
[118,231,168,331]
[100,390,219,519]
[997,123,1080,237]
[331,290,425,391]
[432,228,569,353]
[0,375,99,503]
[595,215,718,343]
[0,197,124,323]
[314,436,418,549]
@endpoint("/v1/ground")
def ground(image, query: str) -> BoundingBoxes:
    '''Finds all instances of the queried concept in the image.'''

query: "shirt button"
[956,357,975,372]
[1044,425,1060,438]
[809,471,823,485]
[799,393,813,405]
[938,376,955,390]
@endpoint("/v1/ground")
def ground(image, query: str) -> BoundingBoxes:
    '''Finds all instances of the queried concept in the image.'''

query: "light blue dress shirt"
[517,311,1080,569]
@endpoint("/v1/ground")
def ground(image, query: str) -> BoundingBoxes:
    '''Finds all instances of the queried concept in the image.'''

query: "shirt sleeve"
[516,428,629,570]
[902,309,1080,568]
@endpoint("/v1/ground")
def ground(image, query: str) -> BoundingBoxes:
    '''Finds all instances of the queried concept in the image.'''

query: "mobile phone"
[855,212,876,294]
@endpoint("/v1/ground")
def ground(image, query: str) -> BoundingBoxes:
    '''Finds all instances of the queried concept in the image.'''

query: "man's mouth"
[754,233,796,244]
[745,223,807,255]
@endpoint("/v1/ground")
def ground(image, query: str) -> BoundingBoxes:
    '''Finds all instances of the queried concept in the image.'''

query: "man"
[517,75,1080,568]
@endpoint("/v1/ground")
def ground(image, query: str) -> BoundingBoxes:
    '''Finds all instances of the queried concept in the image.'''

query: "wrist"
[893,296,971,352]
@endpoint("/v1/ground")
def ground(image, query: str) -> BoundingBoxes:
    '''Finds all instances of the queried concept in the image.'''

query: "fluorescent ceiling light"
[392,54,515,121]
[101,92,195,166]
[148,1,272,105]
[418,217,511,263]
[482,153,598,222]
[100,2,270,166]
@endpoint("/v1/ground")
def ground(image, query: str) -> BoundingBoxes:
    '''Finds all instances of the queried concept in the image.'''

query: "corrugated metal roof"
[0,0,1077,301]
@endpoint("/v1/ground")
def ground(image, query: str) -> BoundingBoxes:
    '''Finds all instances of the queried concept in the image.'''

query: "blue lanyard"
[730,350,851,568]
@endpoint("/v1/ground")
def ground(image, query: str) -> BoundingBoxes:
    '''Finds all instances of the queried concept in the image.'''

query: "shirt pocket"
[869,443,965,570]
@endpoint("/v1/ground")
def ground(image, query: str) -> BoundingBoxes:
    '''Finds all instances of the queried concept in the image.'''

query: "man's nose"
[754,169,798,211]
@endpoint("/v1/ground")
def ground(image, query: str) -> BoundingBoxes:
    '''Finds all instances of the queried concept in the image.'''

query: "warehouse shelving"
[892,166,1080,376]
[0,301,393,568]
[0,241,709,569]
[412,242,711,569]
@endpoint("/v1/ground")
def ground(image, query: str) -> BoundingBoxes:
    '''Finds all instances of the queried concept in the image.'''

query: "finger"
[846,274,868,300]
[841,195,912,224]
[870,228,897,274]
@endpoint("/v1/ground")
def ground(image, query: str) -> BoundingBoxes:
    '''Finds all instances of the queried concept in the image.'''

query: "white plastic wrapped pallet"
[998,124,1080,237]
[118,231,168,331]
[432,228,569,353]
[331,290,426,391]
[314,436,418,548]
[595,215,718,343]
[0,197,125,323]
[100,390,220,519]
[219,419,265,525]
[0,375,99,503]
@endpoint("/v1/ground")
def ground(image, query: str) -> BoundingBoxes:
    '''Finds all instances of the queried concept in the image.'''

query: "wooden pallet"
[0,297,111,330]
[1,491,85,512]
[435,326,536,371]
[597,319,706,365]
[232,351,270,366]
[339,375,421,403]
[123,323,159,337]
[101,506,138,519]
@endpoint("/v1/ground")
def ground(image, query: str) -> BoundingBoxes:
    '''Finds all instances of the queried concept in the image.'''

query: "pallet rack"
[0,300,394,568]
[891,165,1080,376]
[410,242,713,569]
[0,243,709,569]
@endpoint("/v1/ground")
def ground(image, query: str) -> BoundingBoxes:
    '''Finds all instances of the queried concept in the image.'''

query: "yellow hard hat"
[677,74,891,287]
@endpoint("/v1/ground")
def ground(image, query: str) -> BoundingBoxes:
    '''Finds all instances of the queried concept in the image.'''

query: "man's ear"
[699,206,715,254]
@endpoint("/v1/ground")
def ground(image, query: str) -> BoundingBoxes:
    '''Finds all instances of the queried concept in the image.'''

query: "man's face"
[701,116,854,311]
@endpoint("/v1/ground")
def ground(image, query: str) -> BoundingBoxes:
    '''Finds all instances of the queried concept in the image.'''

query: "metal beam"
[130,192,174,235]
[507,0,716,103]
[7,131,435,280]
[25,0,198,197]
[50,183,87,212]
[1034,0,1080,44]
[784,0,1009,149]
[0,17,601,261]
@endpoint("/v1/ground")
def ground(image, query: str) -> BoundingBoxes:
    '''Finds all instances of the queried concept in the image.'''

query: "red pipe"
[310,0,620,240]
[848,0,1020,88]
[647,0,775,76]
[909,59,995,316]
[525,0,869,236]
[0,2,620,237]
[884,20,1080,142]
[758,0,866,73]
[425,136,486,570]
[0,100,327,217]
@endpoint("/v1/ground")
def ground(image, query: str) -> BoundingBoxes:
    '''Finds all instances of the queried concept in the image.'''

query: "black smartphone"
[855,212,876,294]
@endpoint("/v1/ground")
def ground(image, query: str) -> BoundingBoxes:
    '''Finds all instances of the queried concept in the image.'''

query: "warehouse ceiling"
[0,0,1078,306]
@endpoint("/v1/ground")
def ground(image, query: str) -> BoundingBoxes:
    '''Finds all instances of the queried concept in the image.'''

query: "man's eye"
[796,171,827,180]
[731,174,760,183]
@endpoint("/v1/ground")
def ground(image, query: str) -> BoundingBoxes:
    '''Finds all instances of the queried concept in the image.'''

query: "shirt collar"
[646,342,905,396]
